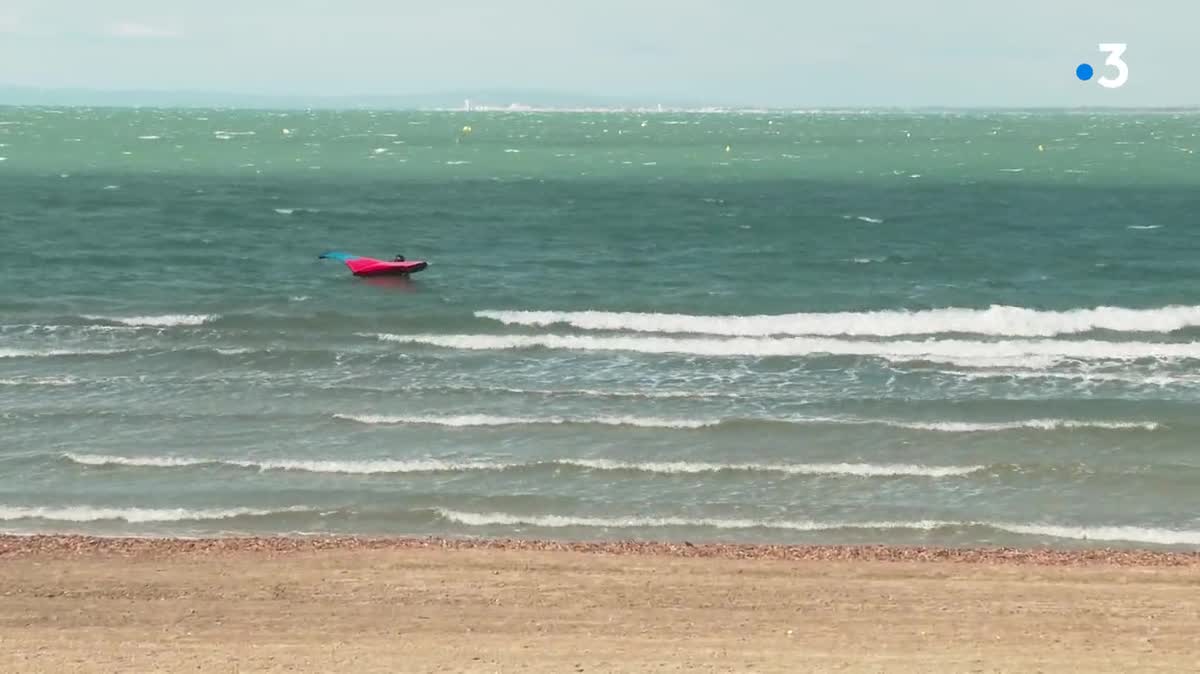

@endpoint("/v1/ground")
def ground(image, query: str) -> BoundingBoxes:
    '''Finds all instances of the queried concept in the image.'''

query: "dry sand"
[2,535,1198,673]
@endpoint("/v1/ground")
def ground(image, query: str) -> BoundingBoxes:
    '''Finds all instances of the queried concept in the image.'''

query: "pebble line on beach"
[1,535,1197,566]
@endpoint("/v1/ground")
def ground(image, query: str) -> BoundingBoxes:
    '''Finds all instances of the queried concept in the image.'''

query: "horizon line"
[2,102,1199,113]
[1,84,1197,113]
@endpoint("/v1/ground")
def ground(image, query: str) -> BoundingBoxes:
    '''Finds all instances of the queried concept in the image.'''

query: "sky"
[0,0,1196,107]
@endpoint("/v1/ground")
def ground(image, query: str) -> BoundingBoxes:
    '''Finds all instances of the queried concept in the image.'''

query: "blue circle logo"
[1076,44,1127,88]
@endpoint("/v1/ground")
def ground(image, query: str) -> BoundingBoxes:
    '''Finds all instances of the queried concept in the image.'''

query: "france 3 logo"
[1075,44,1128,88]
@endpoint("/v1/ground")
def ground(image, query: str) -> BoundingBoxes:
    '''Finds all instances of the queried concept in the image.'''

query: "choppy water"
[2,106,1199,549]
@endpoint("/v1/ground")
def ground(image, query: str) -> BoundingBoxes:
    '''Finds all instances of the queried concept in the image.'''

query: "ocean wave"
[996,523,1200,546]
[0,505,312,523]
[1,322,139,334]
[0,376,82,386]
[437,508,946,532]
[439,384,730,401]
[940,369,1198,387]
[475,304,1200,337]
[894,419,1158,432]
[317,380,734,400]
[63,453,981,478]
[65,453,514,474]
[0,348,127,359]
[372,332,1200,367]
[332,413,717,429]
[330,412,1155,433]
[559,459,981,477]
[66,454,214,468]
[82,314,217,327]
[436,509,1200,545]
[214,347,253,355]
[0,345,259,361]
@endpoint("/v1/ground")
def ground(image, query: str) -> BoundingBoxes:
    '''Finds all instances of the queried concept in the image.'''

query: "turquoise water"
[2,106,1199,548]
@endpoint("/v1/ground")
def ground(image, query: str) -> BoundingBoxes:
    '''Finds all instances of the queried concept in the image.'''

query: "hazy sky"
[1,0,1195,107]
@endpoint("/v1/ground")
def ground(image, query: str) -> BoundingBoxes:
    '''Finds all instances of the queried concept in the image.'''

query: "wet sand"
[2,535,1198,672]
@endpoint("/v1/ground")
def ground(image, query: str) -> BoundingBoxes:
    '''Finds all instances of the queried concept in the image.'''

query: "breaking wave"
[82,314,218,327]
[63,453,982,478]
[476,304,1200,337]
[332,413,717,429]
[329,413,1157,433]
[0,505,312,523]
[372,332,1200,368]
[437,509,1200,545]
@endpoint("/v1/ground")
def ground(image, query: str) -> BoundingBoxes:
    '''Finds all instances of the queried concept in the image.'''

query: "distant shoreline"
[3,533,1197,566]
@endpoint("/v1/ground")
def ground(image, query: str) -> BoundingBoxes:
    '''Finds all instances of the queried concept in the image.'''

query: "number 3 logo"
[1097,43,1128,88]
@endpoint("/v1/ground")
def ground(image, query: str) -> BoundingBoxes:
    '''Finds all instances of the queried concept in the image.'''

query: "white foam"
[564,459,981,478]
[438,510,1200,545]
[1128,225,1161,230]
[437,508,943,532]
[0,376,81,386]
[63,454,978,478]
[361,382,728,401]
[374,332,1200,367]
[137,135,161,140]
[333,413,716,429]
[65,453,510,474]
[0,348,124,359]
[895,419,1158,432]
[485,385,727,400]
[274,208,295,215]
[475,304,1200,337]
[855,216,884,223]
[997,523,1200,546]
[941,368,1189,385]
[0,505,309,523]
[84,314,216,327]
[67,454,210,468]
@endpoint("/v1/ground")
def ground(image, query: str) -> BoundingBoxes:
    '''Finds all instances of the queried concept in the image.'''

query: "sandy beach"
[2,536,1198,672]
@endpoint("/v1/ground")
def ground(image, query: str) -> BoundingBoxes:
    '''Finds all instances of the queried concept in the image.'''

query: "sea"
[1,106,1198,549]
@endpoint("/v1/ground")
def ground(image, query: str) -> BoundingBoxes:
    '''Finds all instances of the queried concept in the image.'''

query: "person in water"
[393,254,405,262]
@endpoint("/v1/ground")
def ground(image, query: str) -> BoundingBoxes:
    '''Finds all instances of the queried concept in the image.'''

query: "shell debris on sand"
[1,535,1198,567]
